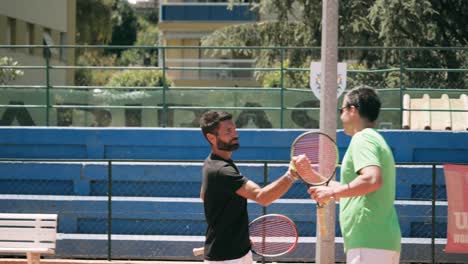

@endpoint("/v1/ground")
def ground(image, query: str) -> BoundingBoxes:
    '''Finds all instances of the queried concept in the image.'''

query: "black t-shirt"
[201,153,250,260]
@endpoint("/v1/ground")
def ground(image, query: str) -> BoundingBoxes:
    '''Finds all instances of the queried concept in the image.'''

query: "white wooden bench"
[0,213,57,264]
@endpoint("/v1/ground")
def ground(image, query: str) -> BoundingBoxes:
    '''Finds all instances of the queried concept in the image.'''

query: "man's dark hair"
[199,110,233,140]
[345,86,381,122]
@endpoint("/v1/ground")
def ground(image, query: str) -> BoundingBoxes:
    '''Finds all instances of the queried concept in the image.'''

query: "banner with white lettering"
[444,164,468,253]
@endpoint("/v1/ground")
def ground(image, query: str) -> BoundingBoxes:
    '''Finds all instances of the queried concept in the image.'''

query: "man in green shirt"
[294,86,401,264]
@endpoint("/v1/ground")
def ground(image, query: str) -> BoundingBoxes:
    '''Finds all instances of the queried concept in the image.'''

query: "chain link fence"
[0,159,459,262]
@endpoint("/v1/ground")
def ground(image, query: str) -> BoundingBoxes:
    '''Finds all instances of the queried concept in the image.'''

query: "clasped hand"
[292,154,334,205]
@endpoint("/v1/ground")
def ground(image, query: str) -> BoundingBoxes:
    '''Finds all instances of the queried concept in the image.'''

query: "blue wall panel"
[0,161,451,200]
[0,128,467,162]
[0,128,466,260]
[0,195,446,238]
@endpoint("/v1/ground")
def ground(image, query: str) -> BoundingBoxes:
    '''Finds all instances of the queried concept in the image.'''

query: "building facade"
[158,0,258,87]
[0,0,76,86]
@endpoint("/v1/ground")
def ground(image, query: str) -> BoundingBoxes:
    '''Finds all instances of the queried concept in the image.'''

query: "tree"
[202,21,316,86]
[76,0,138,50]
[108,0,138,56]
[204,0,468,88]
[76,0,114,44]
[119,17,159,66]
[75,50,118,86]
[144,10,158,24]
[75,0,141,85]
[368,0,468,87]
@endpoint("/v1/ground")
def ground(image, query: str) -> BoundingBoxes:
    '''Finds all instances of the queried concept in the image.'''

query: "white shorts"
[204,250,253,264]
[347,248,400,264]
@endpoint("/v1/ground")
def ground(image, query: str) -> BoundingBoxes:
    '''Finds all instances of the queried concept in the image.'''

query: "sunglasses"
[339,105,358,114]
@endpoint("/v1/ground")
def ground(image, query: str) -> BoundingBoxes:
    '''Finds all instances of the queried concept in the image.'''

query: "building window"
[6,17,16,47]
[60,32,67,61]
[43,28,53,44]
[26,23,35,54]
[43,28,56,59]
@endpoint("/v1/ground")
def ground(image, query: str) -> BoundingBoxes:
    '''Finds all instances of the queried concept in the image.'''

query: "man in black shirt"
[199,110,298,263]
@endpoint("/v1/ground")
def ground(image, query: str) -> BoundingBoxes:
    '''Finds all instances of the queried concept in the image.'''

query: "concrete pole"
[317,0,338,263]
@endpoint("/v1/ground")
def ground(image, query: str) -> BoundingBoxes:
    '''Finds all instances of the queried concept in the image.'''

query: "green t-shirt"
[339,128,401,252]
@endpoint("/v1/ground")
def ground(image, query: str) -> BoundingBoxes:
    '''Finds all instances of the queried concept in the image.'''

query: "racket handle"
[317,206,328,237]
[193,246,204,256]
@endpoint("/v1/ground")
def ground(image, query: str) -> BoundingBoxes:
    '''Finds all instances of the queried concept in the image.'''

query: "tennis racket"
[290,131,338,237]
[193,214,298,257]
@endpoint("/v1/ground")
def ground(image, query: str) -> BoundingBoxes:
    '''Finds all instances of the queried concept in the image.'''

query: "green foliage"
[89,70,172,103]
[119,18,159,66]
[346,64,402,90]
[135,18,159,46]
[74,67,92,86]
[76,0,114,44]
[76,0,138,51]
[0,57,24,84]
[119,49,141,66]
[202,21,316,53]
[106,70,171,88]
[75,50,118,86]
[143,10,158,23]
[202,21,317,85]
[261,60,309,89]
[213,0,468,89]
[261,69,282,88]
[108,0,138,55]
[261,61,403,90]
[75,2,159,87]
[367,0,468,87]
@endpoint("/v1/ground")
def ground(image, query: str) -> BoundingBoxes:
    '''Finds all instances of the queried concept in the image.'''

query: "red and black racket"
[193,214,298,257]
[290,131,339,236]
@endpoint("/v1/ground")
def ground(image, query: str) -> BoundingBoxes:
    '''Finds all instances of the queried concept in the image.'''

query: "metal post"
[280,48,285,128]
[107,161,112,261]
[161,48,167,127]
[399,49,404,129]
[318,0,339,263]
[262,162,268,264]
[431,164,436,264]
[44,49,51,126]
[263,162,268,217]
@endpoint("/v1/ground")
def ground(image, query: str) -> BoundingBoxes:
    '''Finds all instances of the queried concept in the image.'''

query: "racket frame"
[193,214,298,258]
[290,131,339,187]
[248,213,299,257]
[290,131,339,237]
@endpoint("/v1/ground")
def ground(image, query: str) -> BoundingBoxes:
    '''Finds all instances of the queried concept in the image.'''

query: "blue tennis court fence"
[0,158,466,263]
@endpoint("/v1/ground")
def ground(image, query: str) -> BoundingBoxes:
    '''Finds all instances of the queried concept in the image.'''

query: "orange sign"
[444,164,468,253]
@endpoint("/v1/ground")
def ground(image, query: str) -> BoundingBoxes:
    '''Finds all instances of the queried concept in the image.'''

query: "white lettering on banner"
[454,212,468,230]
[454,234,468,243]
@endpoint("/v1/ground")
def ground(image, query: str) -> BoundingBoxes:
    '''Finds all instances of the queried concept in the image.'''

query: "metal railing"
[0,45,467,128]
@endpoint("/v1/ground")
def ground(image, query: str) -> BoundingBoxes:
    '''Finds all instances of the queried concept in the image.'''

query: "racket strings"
[249,217,297,256]
[292,134,337,183]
